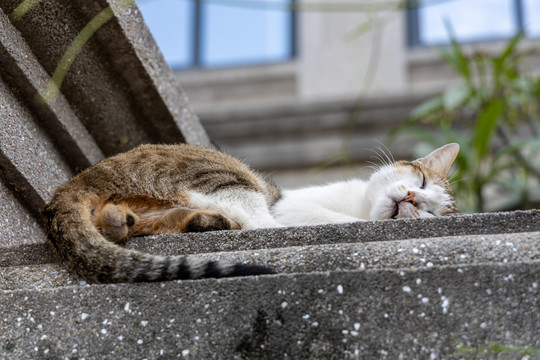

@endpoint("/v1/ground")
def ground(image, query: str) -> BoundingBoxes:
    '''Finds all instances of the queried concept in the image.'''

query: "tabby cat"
[43,143,459,283]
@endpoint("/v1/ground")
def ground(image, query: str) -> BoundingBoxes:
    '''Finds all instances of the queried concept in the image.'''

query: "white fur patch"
[187,189,281,230]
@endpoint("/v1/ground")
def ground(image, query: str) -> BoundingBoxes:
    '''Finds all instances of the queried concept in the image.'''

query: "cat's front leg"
[186,190,282,230]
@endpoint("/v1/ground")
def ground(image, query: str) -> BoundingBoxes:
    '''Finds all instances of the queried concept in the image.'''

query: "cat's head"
[365,143,459,220]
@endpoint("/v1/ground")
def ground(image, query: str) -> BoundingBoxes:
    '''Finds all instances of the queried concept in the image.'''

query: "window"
[139,0,296,68]
[408,0,539,47]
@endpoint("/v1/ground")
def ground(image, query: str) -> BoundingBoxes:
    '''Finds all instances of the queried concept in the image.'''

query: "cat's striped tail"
[42,196,275,283]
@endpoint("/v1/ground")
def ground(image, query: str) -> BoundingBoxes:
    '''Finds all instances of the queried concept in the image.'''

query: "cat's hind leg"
[94,197,241,239]
[133,206,241,235]
[91,201,139,242]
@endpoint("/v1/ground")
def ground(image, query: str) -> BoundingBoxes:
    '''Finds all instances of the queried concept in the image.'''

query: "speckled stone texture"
[0,179,45,247]
[0,1,538,357]
[1,263,538,359]
[2,211,540,358]
[3,209,540,267]
[0,72,72,212]
[3,230,539,291]
[0,0,210,155]
[0,8,104,170]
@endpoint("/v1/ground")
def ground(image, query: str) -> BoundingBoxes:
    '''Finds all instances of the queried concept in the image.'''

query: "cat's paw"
[182,211,239,232]
[92,202,139,242]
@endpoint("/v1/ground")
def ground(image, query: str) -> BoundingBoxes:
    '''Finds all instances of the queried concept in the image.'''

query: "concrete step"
[1,261,538,359]
[2,230,539,291]
[2,211,539,358]
[4,210,540,268]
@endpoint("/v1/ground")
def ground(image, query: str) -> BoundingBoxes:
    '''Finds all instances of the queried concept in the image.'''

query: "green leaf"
[409,96,443,121]
[474,99,503,159]
[437,20,473,86]
[443,87,470,111]
[344,19,374,41]
[493,32,524,75]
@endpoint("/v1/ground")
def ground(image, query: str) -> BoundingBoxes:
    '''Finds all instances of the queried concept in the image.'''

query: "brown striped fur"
[42,144,278,283]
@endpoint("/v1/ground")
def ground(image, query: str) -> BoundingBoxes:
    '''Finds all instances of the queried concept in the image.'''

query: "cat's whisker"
[365,161,382,172]
[367,148,390,168]
[447,167,459,182]
[449,177,467,186]
[376,144,395,166]
[368,155,386,168]
[377,141,395,164]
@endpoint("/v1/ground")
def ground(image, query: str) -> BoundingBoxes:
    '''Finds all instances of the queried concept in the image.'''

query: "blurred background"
[138,0,540,213]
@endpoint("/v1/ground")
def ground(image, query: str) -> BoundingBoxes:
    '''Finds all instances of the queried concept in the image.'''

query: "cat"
[273,143,459,226]
[42,142,459,283]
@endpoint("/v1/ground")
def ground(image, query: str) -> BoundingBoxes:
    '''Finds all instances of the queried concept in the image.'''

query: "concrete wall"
[178,9,540,107]
[298,4,407,100]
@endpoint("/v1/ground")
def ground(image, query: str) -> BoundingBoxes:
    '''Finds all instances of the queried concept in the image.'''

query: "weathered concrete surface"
[73,0,211,148]
[1,262,538,359]
[0,180,45,248]
[2,230,539,291]
[0,0,210,156]
[126,210,540,256]
[3,210,539,267]
[0,2,537,358]
[0,73,72,211]
[0,8,104,171]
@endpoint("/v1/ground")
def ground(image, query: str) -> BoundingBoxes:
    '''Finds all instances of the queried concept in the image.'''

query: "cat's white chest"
[271,180,371,226]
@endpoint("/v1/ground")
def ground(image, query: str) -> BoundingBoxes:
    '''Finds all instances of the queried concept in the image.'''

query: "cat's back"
[55,144,278,202]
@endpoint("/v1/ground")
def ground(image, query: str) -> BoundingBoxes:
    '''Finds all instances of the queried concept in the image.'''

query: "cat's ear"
[414,143,459,176]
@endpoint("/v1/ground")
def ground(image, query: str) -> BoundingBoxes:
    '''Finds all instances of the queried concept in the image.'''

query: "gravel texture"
[1,262,538,359]
[0,181,45,248]
[0,10,104,170]
[3,209,540,266]
[2,230,539,291]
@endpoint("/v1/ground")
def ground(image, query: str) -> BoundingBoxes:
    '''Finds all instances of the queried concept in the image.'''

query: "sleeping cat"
[43,142,459,283]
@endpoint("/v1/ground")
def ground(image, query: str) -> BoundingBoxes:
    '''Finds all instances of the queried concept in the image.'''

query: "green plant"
[391,32,540,213]
[455,341,540,359]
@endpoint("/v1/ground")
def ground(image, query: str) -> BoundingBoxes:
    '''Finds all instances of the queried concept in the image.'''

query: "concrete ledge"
[3,230,539,291]
[1,262,538,359]
[2,210,540,267]
[127,209,540,256]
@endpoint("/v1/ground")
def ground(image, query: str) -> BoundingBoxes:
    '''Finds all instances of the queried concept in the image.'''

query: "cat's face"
[365,143,459,220]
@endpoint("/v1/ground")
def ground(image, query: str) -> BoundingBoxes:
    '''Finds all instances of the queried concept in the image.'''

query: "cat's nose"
[404,191,418,206]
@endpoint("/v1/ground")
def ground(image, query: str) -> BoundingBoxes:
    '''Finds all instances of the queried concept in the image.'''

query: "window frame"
[407,0,526,47]
[187,0,297,69]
